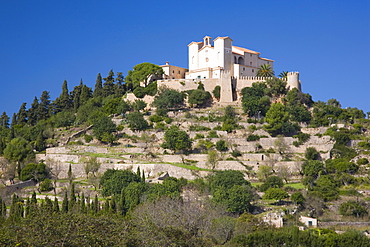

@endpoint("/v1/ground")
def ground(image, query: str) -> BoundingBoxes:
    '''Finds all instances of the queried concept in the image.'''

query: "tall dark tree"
[53,80,72,113]
[0,112,10,128]
[93,73,103,98]
[80,84,92,105]
[37,91,51,120]
[27,97,39,125]
[71,80,83,112]
[16,103,28,125]
[115,72,126,96]
[10,113,17,128]
[103,69,115,97]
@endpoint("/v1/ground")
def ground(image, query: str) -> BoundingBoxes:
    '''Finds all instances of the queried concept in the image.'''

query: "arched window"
[234,56,237,64]
[238,57,244,65]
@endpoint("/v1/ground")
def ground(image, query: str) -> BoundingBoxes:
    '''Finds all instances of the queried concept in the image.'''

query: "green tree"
[20,162,49,181]
[53,80,72,113]
[133,86,146,98]
[3,137,34,169]
[27,97,39,125]
[100,169,141,196]
[305,147,320,160]
[162,126,192,154]
[0,111,10,128]
[215,140,228,152]
[93,73,103,98]
[207,150,219,170]
[262,188,289,200]
[339,201,368,218]
[126,62,164,89]
[127,112,149,131]
[89,111,116,141]
[264,103,298,136]
[83,156,101,178]
[212,86,221,100]
[152,88,185,111]
[37,91,51,120]
[102,69,115,97]
[16,102,28,125]
[256,64,274,77]
[188,89,211,107]
[132,99,147,112]
[260,176,284,192]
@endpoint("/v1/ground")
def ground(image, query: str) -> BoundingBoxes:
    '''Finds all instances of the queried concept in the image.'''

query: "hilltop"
[0,63,369,245]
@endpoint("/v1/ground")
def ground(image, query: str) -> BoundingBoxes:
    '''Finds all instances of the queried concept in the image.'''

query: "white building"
[186,36,274,79]
[157,35,301,103]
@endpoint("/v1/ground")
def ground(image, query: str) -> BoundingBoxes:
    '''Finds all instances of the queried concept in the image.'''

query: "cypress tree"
[69,183,76,211]
[44,196,53,214]
[93,73,103,98]
[136,167,141,178]
[118,188,126,216]
[62,191,68,213]
[68,164,73,184]
[53,197,60,213]
[93,194,99,214]
[80,192,86,214]
[115,72,126,96]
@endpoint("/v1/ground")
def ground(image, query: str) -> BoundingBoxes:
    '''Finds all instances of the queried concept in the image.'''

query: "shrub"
[216,140,228,152]
[189,125,211,131]
[149,114,163,123]
[260,176,284,192]
[262,188,289,200]
[207,130,218,138]
[194,134,205,140]
[164,117,173,124]
[357,158,369,165]
[212,86,221,100]
[40,178,54,192]
[247,135,260,141]
[231,149,242,157]
[305,147,320,160]
[133,87,146,98]
[84,134,93,143]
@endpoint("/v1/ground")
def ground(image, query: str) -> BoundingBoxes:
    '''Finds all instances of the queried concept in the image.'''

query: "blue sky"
[0,0,369,116]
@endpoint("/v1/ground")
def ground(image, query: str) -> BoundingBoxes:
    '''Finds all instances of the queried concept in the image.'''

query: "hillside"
[0,65,370,245]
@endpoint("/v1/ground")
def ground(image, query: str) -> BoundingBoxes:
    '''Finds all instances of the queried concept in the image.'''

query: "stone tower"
[287,72,301,91]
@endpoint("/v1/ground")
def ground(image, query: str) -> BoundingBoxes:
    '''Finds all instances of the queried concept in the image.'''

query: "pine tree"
[80,84,92,105]
[103,69,115,97]
[16,103,27,125]
[93,73,103,98]
[35,131,45,152]
[62,191,68,213]
[10,113,17,128]
[28,97,39,125]
[53,80,71,113]
[38,91,50,120]
[0,112,10,128]
[115,72,126,96]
